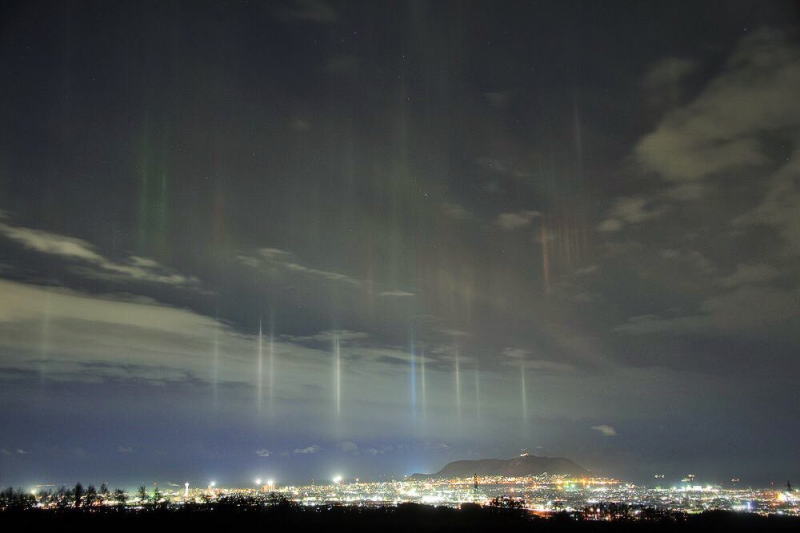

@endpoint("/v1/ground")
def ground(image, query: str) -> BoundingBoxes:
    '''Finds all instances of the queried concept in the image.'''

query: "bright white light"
[332,475,343,484]
[209,481,216,487]
[267,479,274,487]
[255,478,262,485]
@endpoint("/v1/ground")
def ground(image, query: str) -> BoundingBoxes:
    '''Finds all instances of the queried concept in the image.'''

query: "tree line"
[1,483,294,512]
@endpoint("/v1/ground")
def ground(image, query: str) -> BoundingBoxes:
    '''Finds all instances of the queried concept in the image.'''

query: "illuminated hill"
[409,454,588,479]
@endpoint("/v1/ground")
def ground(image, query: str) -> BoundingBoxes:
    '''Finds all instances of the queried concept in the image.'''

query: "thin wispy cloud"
[591,424,617,437]
[496,210,541,230]
[378,290,415,297]
[237,248,362,288]
[293,444,321,454]
[0,217,196,287]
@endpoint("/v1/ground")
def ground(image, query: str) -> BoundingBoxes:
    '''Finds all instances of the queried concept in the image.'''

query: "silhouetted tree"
[85,485,98,507]
[0,487,14,509]
[113,488,127,508]
[55,485,70,509]
[99,483,109,497]
[152,486,163,508]
[137,485,148,503]
[73,482,84,508]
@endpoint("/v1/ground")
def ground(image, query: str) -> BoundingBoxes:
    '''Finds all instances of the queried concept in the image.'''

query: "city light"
[13,473,794,518]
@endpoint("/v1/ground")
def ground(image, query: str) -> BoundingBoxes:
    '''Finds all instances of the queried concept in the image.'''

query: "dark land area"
[2,503,800,532]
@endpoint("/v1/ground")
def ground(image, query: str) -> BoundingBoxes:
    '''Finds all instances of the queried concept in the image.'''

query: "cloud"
[525,359,576,373]
[591,424,617,437]
[0,278,328,391]
[16,448,30,454]
[502,348,574,373]
[117,446,133,454]
[289,329,369,344]
[255,448,272,457]
[1,278,518,431]
[378,290,415,298]
[659,249,715,274]
[719,263,780,287]
[597,219,623,232]
[345,346,416,368]
[239,248,424,302]
[664,182,706,201]
[635,29,800,186]
[0,221,103,262]
[615,313,697,336]
[503,347,529,360]
[438,328,470,338]
[293,444,321,454]
[574,265,598,276]
[614,286,799,335]
[0,279,217,336]
[496,210,541,230]
[598,196,665,232]
[734,147,800,255]
[441,202,471,221]
[0,219,196,287]
[237,248,361,287]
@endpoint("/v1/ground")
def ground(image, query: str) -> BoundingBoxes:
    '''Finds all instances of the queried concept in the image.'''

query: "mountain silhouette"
[409,455,588,479]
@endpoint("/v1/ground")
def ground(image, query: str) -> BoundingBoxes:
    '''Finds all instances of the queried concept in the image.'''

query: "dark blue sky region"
[1,0,799,488]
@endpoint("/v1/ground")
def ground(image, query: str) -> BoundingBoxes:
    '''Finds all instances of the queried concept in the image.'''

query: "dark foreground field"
[2,505,800,532]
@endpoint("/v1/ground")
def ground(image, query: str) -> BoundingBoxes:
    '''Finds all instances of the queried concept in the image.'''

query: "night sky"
[1,0,799,489]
